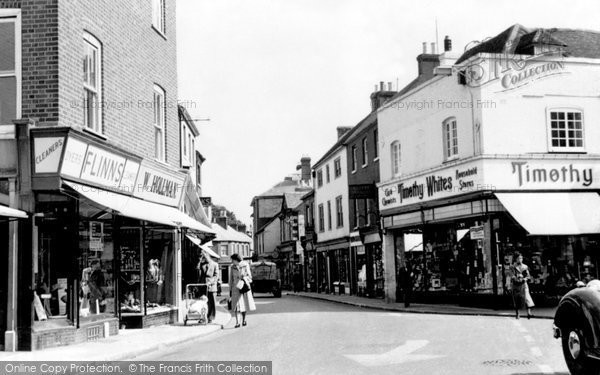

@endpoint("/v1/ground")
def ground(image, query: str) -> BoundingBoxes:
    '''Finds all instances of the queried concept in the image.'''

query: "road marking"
[524,335,534,343]
[344,340,445,367]
[537,364,554,373]
[530,346,543,357]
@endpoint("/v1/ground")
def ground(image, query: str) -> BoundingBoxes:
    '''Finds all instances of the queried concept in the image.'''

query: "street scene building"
[0,0,216,351]
[378,25,600,308]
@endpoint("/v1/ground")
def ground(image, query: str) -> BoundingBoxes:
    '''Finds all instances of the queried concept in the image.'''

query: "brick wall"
[31,318,118,351]
[1,0,60,126]
[57,0,180,167]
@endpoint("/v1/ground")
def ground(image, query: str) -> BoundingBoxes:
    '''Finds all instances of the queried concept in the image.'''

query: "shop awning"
[64,181,214,233]
[186,235,221,259]
[496,192,600,235]
[0,204,28,219]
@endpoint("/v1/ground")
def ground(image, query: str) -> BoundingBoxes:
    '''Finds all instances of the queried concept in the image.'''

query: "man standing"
[198,251,219,323]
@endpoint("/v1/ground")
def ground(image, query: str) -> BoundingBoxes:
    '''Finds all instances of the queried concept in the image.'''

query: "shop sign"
[469,225,484,240]
[60,136,140,193]
[379,160,483,210]
[33,137,65,173]
[379,157,600,211]
[134,162,185,207]
[349,184,376,199]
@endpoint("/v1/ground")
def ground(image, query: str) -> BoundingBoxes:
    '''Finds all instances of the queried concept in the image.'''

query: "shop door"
[0,221,8,349]
[38,223,72,319]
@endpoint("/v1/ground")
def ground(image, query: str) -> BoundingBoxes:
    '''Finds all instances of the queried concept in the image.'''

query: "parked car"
[554,280,600,375]
[250,260,281,298]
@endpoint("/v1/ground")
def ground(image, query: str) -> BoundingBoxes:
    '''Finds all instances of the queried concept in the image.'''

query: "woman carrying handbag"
[228,253,256,328]
[510,252,535,319]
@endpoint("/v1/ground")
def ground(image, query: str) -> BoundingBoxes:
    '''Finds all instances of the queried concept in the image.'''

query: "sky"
[176,0,600,226]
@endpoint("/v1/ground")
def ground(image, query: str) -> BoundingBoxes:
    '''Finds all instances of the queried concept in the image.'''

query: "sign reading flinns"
[379,158,600,211]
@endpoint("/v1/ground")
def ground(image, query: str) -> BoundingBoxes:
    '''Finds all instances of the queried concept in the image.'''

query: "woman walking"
[228,253,256,328]
[511,252,535,319]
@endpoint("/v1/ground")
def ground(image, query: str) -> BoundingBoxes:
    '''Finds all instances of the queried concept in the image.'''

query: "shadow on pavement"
[217,293,384,316]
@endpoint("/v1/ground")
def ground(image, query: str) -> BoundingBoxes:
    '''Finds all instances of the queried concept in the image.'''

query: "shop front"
[28,128,213,349]
[352,230,384,298]
[379,156,600,307]
[315,238,351,295]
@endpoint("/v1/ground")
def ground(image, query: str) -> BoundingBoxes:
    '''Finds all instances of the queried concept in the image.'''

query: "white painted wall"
[378,55,600,190]
[314,147,350,243]
[377,74,479,183]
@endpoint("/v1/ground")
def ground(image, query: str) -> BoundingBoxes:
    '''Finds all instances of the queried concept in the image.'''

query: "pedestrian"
[197,251,219,323]
[228,253,256,328]
[510,252,535,319]
[88,260,106,314]
[292,271,302,293]
[399,260,413,308]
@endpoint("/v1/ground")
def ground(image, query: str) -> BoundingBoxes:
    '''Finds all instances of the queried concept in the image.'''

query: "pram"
[184,283,209,326]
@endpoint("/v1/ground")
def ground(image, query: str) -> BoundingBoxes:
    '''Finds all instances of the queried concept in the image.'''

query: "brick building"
[0,0,213,351]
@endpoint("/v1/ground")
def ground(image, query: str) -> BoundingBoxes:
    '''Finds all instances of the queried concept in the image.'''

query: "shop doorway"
[0,221,8,349]
[37,223,72,319]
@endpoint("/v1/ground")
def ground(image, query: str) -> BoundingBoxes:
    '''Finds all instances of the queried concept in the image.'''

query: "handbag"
[237,279,250,294]
[227,298,232,311]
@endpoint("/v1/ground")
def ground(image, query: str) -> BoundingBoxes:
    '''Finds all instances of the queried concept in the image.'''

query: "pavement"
[288,291,557,319]
[0,302,232,361]
[140,294,569,375]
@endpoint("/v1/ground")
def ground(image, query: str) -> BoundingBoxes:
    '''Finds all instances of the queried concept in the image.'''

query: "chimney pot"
[444,35,452,52]
[379,81,384,91]
[422,42,427,54]
[374,84,378,92]
[387,82,393,91]
[431,42,436,54]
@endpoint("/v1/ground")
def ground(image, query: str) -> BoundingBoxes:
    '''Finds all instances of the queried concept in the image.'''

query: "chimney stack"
[336,126,352,140]
[417,41,441,79]
[299,156,311,184]
[216,215,228,230]
[370,81,397,111]
[444,36,452,52]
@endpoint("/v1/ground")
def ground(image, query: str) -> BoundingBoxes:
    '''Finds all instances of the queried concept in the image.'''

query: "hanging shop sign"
[59,135,140,193]
[469,225,485,240]
[133,161,186,207]
[33,137,65,173]
[379,157,600,211]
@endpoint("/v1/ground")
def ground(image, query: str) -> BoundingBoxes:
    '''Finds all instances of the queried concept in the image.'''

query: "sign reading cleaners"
[33,137,65,173]
[134,161,185,207]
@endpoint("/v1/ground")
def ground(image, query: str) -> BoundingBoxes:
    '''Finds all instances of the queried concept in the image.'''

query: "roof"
[212,224,252,243]
[283,191,308,210]
[456,24,600,64]
[255,174,309,198]
[178,105,200,137]
[254,214,280,235]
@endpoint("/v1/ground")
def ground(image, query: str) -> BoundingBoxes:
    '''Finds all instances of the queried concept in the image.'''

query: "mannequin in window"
[146,259,163,305]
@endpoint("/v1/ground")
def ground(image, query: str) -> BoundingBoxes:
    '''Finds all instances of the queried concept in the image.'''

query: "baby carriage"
[184,283,209,326]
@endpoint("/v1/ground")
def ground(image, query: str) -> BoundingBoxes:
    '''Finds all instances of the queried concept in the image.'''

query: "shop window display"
[118,228,175,316]
[78,220,115,321]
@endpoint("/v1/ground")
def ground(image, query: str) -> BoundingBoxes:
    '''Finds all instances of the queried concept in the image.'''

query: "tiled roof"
[284,191,308,210]
[456,24,600,64]
[212,224,252,243]
[256,174,308,197]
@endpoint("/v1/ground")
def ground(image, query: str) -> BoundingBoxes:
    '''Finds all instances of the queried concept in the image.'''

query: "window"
[327,201,332,230]
[351,146,357,172]
[306,203,313,227]
[391,141,401,176]
[191,139,195,169]
[549,109,584,151]
[152,0,165,34]
[0,11,20,139]
[335,196,343,228]
[220,244,228,256]
[353,199,359,228]
[83,33,102,133]
[318,204,324,232]
[334,158,342,178]
[326,164,330,183]
[154,85,166,161]
[182,125,187,157]
[374,129,379,159]
[317,170,323,188]
[366,199,371,226]
[362,137,368,167]
[443,118,458,159]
